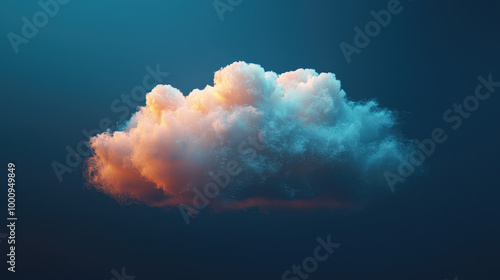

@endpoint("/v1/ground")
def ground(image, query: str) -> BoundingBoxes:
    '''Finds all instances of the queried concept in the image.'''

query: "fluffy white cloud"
[86,62,408,210]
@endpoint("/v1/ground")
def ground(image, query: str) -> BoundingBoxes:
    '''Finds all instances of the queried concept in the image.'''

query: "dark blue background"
[1,0,499,279]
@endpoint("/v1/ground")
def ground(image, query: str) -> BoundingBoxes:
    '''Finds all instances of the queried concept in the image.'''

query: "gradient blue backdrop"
[1,0,499,279]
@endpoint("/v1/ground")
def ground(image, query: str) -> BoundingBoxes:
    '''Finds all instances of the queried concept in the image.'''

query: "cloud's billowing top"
[86,62,408,211]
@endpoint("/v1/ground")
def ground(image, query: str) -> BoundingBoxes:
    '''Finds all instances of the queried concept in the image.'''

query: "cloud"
[85,61,409,212]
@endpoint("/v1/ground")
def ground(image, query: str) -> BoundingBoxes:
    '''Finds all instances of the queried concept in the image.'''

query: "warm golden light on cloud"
[86,62,408,213]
